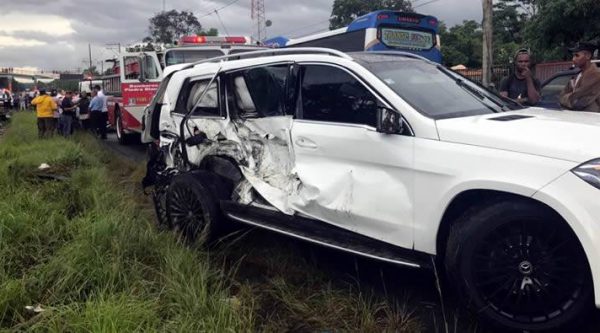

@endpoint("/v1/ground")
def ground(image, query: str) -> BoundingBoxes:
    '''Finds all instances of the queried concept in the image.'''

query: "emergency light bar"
[178,36,250,45]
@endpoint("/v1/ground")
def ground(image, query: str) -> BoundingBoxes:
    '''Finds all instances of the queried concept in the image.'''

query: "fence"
[453,61,573,89]
[454,66,510,89]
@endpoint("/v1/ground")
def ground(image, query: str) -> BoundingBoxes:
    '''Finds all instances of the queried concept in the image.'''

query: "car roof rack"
[180,47,354,71]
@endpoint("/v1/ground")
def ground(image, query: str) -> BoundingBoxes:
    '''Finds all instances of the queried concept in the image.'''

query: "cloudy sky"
[0,0,482,71]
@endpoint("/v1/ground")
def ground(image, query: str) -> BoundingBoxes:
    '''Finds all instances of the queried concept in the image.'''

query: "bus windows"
[378,27,435,50]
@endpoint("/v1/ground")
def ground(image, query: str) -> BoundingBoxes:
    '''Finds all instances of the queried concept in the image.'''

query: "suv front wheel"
[445,200,593,332]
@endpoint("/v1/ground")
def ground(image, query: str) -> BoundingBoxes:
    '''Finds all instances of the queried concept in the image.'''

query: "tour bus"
[264,10,442,63]
[160,35,266,68]
[99,51,163,144]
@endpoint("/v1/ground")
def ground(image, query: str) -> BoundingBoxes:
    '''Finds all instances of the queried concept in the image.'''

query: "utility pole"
[482,0,493,87]
[88,43,93,72]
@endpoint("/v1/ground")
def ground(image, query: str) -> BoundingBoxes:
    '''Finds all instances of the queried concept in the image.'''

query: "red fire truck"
[101,36,263,144]
[100,52,163,144]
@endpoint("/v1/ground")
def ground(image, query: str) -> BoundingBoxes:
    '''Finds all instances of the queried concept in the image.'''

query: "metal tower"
[251,0,266,43]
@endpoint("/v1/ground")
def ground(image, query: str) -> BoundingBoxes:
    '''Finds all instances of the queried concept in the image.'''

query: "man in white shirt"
[92,85,109,139]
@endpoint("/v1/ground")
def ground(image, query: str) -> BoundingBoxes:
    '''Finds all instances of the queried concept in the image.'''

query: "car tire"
[445,200,593,332]
[115,110,128,145]
[152,186,170,230]
[166,171,229,245]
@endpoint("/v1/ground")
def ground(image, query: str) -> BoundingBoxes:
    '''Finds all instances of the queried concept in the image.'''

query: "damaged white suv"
[142,48,600,332]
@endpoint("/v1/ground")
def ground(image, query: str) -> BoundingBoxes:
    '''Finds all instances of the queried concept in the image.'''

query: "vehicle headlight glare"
[572,159,600,190]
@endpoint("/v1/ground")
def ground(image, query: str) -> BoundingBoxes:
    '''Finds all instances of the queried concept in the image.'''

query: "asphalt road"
[101,132,147,162]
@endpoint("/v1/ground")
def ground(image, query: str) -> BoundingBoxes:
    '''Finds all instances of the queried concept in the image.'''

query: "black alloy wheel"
[446,201,593,332]
[166,172,225,244]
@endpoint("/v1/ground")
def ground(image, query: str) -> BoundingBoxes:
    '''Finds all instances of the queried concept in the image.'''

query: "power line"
[414,0,441,9]
[279,19,331,38]
[197,0,243,19]
[213,10,230,36]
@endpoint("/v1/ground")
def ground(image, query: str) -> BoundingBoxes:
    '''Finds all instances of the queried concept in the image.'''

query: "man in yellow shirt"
[31,89,58,138]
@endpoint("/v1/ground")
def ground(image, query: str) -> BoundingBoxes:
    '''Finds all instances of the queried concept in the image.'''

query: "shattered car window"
[233,65,289,118]
[300,64,378,127]
[187,80,220,117]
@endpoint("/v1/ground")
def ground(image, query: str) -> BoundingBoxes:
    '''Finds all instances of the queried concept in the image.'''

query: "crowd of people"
[30,85,108,139]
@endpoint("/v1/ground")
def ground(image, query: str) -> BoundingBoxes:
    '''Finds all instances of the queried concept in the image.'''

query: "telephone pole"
[482,0,493,87]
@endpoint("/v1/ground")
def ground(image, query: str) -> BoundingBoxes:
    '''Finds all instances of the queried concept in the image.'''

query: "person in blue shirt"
[89,89,107,139]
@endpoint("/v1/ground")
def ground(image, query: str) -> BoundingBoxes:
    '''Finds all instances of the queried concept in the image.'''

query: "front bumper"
[533,171,600,307]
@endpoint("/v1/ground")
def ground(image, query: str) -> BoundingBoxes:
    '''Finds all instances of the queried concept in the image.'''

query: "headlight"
[572,159,600,190]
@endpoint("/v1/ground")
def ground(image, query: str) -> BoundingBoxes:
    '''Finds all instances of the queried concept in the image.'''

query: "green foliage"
[147,10,203,44]
[525,0,600,61]
[440,20,483,67]
[329,0,413,29]
[198,28,219,36]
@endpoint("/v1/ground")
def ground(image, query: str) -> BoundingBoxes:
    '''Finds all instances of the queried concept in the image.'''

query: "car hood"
[436,108,600,163]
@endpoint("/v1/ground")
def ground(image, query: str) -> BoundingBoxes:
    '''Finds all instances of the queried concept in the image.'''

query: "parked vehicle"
[142,48,600,332]
[539,60,600,109]
[99,52,163,144]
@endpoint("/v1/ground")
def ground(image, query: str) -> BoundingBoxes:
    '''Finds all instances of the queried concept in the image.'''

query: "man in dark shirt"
[77,92,91,130]
[499,49,541,106]
[60,91,76,137]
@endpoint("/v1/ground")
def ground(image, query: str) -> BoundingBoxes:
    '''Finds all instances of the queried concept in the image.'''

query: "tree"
[492,0,528,64]
[329,0,412,29]
[198,28,219,36]
[147,10,203,44]
[525,0,600,61]
[439,20,483,68]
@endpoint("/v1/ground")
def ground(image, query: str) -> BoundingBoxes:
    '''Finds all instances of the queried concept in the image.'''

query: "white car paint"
[148,51,600,308]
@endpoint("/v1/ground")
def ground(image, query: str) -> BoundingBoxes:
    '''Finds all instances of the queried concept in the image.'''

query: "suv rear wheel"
[166,172,228,244]
[445,201,593,332]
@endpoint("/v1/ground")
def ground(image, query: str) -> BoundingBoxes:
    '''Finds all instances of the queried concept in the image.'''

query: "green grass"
[0,113,455,333]
[0,113,253,332]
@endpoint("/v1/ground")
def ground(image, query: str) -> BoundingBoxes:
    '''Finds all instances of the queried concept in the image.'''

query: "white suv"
[142,48,600,332]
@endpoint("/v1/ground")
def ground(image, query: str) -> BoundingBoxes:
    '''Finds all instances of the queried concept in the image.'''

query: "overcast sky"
[0,0,482,71]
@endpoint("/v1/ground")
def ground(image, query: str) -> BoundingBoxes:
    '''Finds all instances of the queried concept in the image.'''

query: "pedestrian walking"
[31,89,57,138]
[499,49,541,106]
[559,41,600,112]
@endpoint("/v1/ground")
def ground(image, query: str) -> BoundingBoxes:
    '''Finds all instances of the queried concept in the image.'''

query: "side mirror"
[377,107,403,135]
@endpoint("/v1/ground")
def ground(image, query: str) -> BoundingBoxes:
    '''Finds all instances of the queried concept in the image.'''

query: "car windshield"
[359,55,524,119]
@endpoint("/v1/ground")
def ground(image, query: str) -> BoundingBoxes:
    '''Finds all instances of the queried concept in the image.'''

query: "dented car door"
[290,64,415,249]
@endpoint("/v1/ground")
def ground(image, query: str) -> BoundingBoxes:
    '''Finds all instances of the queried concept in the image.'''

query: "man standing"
[89,89,107,139]
[499,49,541,106]
[92,85,108,139]
[559,42,600,112]
[31,89,57,138]
[60,91,76,137]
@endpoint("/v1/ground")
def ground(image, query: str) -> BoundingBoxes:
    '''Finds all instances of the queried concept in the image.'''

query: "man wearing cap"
[499,49,541,106]
[559,42,600,112]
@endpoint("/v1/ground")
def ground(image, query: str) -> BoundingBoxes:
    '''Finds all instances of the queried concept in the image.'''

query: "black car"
[539,60,600,109]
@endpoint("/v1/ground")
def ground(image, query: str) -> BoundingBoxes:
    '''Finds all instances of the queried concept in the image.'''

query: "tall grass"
[0,113,253,332]
[0,113,439,332]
